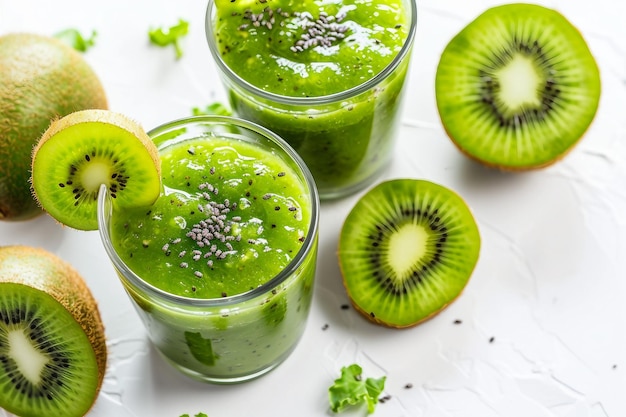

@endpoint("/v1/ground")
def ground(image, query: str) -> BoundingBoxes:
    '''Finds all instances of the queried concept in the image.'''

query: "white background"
[1,0,625,416]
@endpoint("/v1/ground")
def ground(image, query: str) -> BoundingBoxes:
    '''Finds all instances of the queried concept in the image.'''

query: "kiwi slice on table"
[435,3,601,170]
[338,179,480,328]
[0,245,107,417]
[31,109,161,230]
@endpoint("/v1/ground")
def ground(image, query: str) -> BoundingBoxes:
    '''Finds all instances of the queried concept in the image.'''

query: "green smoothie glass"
[97,116,319,384]
[206,0,417,199]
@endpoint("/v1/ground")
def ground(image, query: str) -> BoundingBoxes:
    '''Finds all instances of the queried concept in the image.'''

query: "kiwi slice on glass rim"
[338,179,480,328]
[31,109,161,230]
[435,3,601,170]
[0,245,107,417]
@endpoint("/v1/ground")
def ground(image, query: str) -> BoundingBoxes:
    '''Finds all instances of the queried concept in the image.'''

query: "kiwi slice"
[0,245,107,417]
[435,3,601,170]
[338,179,480,328]
[31,109,161,230]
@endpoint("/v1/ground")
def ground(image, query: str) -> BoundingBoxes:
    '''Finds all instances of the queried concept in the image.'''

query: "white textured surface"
[1,0,625,416]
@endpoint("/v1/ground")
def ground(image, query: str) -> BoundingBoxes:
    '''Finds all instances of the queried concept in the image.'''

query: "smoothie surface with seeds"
[110,135,312,299]
[213,0,409,97]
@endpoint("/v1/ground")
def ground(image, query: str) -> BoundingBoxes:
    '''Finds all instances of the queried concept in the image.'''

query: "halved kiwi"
[31,109,161,230]
[435,3,601,170]
[338,179,480,328]
[0,245,107,417]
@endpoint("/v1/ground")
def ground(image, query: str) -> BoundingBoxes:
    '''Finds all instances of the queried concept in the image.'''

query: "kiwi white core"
[387,224,428,276]
[81,160,111,192]
[8,329,49,384]
[495,55,541,113]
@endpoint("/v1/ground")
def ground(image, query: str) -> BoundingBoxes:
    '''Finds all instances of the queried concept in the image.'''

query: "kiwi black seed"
[31,109,161,231]
[338,179,480,328]
[435,3,601,170]
[0,245,106,417]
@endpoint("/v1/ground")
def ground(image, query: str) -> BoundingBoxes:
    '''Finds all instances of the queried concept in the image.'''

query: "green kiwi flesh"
[31,109,161,230]
[0,245,107,417]
[338,179,480,328]
[0,284,100,417]
[435,3,601,170]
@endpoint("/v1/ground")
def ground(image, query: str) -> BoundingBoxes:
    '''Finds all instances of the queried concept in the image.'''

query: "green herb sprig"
[148,19,189,59]
[328,364,387,414]
[54,28,97,52]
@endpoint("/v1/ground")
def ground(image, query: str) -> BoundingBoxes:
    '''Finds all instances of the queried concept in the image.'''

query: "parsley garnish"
[148,19,189,59]
[191,102,232,117]
[54,28,97,52]
[328,364,386,414]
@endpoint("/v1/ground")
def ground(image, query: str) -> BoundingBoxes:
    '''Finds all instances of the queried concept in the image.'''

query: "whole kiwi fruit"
[0,33,108,221]
[0,245,107,417]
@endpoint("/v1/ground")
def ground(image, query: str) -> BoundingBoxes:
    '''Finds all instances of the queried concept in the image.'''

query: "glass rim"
[205,0,418,106]
[97,115,320,308]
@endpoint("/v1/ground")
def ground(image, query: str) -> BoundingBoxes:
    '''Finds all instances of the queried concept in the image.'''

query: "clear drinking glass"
[205,0,417,200]
[97,116,319,384]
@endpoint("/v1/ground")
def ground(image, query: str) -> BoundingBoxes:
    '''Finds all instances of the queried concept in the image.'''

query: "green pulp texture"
[122,251,316,381]
[214,0,408,97]
[110,135,311,299]
[212,0,413,196]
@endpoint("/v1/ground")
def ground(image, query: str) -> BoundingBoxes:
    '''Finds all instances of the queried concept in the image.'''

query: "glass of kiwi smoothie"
[97,115,319,384]
[206,0,417,200]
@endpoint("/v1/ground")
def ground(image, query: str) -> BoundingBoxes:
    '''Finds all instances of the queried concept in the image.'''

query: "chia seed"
[237,6,349,52]
[165,180,252,278]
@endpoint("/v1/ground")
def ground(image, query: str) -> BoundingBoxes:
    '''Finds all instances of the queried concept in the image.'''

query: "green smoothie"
[102,118,318,382]
[208,0,416,198]
[112,136,311,298]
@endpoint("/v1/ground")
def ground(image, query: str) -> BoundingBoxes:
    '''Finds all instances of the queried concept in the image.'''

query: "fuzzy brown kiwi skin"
[0,245,107,409]
[30,109,161,220]
[0,33,108,221]
[31,109,160,170]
